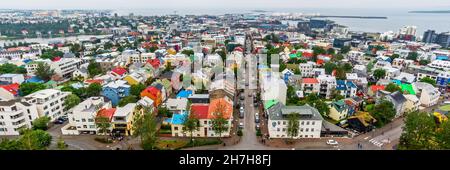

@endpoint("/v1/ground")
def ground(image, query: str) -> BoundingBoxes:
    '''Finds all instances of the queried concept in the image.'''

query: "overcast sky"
[2,0,450,10]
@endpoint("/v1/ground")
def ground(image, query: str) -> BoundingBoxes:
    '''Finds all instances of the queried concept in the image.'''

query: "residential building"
[267,103,323,139]
[377,90,407,117]
[102,80,131,106]
[165,98,188,114]
[336,80,357,98]
[347,111,377,133]
[404,94,420,113]
[0,83,19,101]
[300,78,319,96]
[141,86,162,107]
[24,89,70,121]
[0,99,39,135]
[412,82,441,107]
[0,74,24,85]
[112,103,137,136]
[299,62,315,78]
[328,100,349,121]
[317,75,336,99]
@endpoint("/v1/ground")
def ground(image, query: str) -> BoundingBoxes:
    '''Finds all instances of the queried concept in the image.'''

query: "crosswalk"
[369,138,384,147]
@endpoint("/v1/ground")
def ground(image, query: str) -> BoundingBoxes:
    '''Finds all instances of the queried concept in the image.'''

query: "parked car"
[255,123,260,130]
[239,122,244,129]
[240,94,245,100]
[239,107,245,118]
[326,140,339,145]
[255,113,260,123]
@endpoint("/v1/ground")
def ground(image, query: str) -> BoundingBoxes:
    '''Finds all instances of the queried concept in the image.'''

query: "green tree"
[183,111,200,142]
[406,52,418,61]
[95,116,111,137]
[436,120,450,149]
[287,113,300,139]
[19,129,52,150]
[19,82,47,96]
[419,59,430,66]
[35,62,54,81]
[370,100,396,127]
[118,95,138,107]
[419,77,436,86]
[57,136,68,150]
[181,49,194,57]
[86,83,102,97]
[312,46,326,57]
[366,61,374,73]
[87,60,103,77]
[132,106,158,150]
[0,63,27,74]
[64,94,81,110]
[373,69,386,80]
[32,116,51,130]
[327,48,335,55]
[0,139,22,150]
[398,111,436,150]
[130,83,146,97]
[294,67,301,75]
[340,46,351,54]
[389,54,400,61]
[40,49,64,60]
[324,62,337,75]
[158,107,171,117]
[385,83,401,93]
[342,63,353,72]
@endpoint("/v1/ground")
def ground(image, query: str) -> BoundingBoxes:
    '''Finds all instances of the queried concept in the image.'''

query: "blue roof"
[437,56,449,60]
[177,90,193,98]
[171,111,187,125]
[26,76,44,83]
[346,81,357,88]
[336,80,347,90]
[163,118,172,124]
[23,59,32,63]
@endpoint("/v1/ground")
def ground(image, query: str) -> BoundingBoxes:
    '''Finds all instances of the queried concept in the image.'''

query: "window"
[89,125,95,129]
[88,119,94,122]
[0,115,3,119]
[306,121,310,125]
[174,127,178,131]
[277,128,280,132]
[204,121,207,124]
[283,121,286,125]
[83,125,87,128]
[311,128,314,132]
[82,119,86,122]
[0,122,4,125]
[300,128,303,132]
[282,128,286,132]
[305,135,308,138]
[0,128,7,132]
[306,128,309,132]
[301,121,304,125]
[278,121,281,125]
[312,121,315,125]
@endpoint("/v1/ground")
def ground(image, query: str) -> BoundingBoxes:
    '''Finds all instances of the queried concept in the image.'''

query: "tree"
[294,67,301,75]
[324,62,337,75]
[389,54,400,61]
[327,48,335,55]
[315,100,331,117]
[132,106,158,150]
[57,136,68,150]
[287,113,300,139]
[419,77,436,87]
[340,46,351,54]
[35,62,54,81]
[366,61,374,73]
[385,83,401,93]
[211,101,229,138]
[95,116,111,137]
[334,54,344,61]
[435,120,450,149]
[406,52,418,61]
[342,63,353,72]
[0,63,27,74]
[183,111,200,142]
[373,69,386,80]
[118,95,138,107]
[40,49,64,60]
[181,49,194,57]
[312,46,326,57]
[370,100,396,127]
[0,139,22,150]
[64,94,81,110]
[32,116,51,130]
[86,83,102,97]
[158,107,171,117]
[19,129,52,150]
[87,60,103,77]
[419,59,430,66]
[399,111,436,150]
[335,66,346,80]
[19,83,47,96]
[130,83,146,97]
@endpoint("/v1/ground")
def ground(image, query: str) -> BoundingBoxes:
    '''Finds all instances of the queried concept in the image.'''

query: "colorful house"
[102,80,131,106]
[140,86,162,107]
[0,83,19,101]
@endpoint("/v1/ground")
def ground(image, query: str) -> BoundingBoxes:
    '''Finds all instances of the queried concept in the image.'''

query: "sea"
[113,8,450,34]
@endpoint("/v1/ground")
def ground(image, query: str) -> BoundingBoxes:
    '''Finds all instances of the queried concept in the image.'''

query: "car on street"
[239,107,245,118]
[255,123,260,130]
[326,139,339,145]
[240,94,245,100]
[255,113,260,123]
[239,122,244,129]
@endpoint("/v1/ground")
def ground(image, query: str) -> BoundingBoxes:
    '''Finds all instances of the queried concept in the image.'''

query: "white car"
[326,140,339,145]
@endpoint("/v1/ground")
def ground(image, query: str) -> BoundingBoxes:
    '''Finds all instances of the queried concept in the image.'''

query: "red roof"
[143,86,160,95]
[316,59,324,65]
[302,52,313,58]
[370,85,385,92]
[234,47,244,52]
[52,57,61,62]
[0,83,19,95]
[97,108,116,121]
[191,104,210,119]
[302,78,319,84]
[111,67,127,76]
[147,58,161,69]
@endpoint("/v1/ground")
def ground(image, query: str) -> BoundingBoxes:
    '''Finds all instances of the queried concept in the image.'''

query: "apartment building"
[317,74,337,99]
[0,99,39,135]
[0,74,25,84]
[24,89,71,121]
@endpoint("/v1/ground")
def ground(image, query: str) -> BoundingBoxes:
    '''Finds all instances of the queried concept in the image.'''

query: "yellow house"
[328,100,349,121]
[123,72,147,85]
[112,103,141,136]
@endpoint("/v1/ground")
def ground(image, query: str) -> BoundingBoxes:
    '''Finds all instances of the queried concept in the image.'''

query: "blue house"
[336,80,357,98]
[281,69,294,84]
[102,80,130,106]
[176,90,193,99]
[436,71,450,91]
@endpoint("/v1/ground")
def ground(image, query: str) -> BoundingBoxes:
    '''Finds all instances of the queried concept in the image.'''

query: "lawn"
[155,138,222,150]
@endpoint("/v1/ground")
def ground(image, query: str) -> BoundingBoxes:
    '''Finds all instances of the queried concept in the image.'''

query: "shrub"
[256,129,262,137]
[237,129,243,136]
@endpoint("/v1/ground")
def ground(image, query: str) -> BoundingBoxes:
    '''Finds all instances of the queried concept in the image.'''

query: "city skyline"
[2,0,450,10]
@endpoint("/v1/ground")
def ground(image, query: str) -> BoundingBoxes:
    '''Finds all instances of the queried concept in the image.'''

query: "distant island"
[252,10,270,13]
[409,10,450,13]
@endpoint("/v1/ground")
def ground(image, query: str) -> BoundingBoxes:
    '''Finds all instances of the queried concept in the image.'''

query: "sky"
[2,0,450,10]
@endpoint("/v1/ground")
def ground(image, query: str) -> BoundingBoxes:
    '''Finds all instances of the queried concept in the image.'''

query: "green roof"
[400,84,415,95]
[264,100,279,110]
[289,54,298,59]
[439,105,450,112]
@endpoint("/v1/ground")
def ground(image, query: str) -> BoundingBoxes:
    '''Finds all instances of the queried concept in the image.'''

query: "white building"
[412,82,441,107]
[0,99,39,135]
[261,74,287,105]
[299,62,315,78]
[428,60,450,71]
[317,75,337,99]
[0,74,24,84]
[25,89,71,121]
[267,103,323,139]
